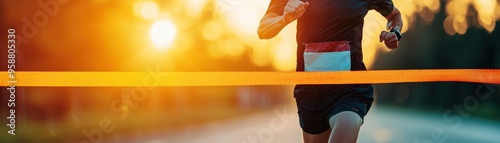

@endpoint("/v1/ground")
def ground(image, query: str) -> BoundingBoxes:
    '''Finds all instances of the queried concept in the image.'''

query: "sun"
[150,20,177,49]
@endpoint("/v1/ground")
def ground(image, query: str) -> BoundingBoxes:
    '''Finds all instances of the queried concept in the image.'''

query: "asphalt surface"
[107,105,500,143]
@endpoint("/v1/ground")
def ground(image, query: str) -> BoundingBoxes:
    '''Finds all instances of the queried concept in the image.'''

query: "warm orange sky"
[2,0,499,71]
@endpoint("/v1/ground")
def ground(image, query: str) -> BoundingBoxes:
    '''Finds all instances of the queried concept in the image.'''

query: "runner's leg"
[328,111,363,143]
[302,129,330,143]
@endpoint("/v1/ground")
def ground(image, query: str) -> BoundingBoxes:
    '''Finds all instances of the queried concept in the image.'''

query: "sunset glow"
[150,20,177,48]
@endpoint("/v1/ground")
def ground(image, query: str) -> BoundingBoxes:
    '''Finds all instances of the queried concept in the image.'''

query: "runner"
[258,0,403,142]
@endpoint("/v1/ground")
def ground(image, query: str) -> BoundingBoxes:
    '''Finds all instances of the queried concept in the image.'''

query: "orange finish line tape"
[1,69,499,87]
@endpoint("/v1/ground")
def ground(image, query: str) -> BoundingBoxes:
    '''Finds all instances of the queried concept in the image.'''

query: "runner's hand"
[283,0,309,23]
[380,31,399,49]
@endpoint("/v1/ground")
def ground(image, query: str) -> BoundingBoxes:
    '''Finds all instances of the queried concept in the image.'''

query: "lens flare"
[151,0,500,70]
[150,20,177,48]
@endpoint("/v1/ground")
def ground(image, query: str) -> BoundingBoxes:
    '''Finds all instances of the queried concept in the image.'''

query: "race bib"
[303,41,351,72]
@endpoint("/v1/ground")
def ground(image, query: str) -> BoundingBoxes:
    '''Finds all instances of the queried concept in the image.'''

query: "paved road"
[109,105,500,143]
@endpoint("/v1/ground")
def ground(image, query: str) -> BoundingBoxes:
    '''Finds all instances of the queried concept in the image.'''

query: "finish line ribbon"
[1,69,499,87]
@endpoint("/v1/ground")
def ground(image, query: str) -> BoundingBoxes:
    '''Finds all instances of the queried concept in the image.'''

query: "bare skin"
[257,1,403,142]
[380,7,404,49]
[257,0,309,39]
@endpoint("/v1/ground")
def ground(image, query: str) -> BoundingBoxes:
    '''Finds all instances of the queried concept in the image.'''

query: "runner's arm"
[385,7,403,32]
[258,0,309,39]
[257,12,292,39]
[380,7,403,49]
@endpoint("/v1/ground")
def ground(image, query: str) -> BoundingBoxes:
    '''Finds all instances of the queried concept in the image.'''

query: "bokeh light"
[444,0,500,35]
[2,0,500,142]
[150,20,177,48]
[134,1,160,20]
[373,128,391,143]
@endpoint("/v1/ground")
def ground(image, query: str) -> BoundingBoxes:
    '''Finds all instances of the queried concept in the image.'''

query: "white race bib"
[303,41,351,72]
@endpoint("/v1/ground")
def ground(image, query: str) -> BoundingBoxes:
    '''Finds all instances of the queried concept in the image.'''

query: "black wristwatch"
[390,29,402,41]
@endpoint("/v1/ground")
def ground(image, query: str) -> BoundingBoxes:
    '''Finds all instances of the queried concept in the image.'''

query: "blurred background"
[1,0,500,142]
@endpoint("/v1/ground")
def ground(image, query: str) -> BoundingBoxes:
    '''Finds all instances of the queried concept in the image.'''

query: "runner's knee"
[328,111,362,130]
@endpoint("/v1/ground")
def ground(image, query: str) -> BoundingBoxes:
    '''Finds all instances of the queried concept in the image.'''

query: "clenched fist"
[380,31,399,49]
[283,0,309,23]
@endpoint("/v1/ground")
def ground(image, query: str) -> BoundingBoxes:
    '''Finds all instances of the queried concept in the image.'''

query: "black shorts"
[294,84,374,134]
